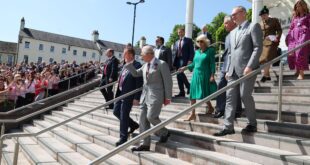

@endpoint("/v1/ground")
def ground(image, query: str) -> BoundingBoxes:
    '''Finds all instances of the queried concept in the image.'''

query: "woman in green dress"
[179,34,217,121]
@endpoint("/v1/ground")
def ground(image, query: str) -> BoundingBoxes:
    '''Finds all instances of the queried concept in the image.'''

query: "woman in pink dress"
[286,0,310,80]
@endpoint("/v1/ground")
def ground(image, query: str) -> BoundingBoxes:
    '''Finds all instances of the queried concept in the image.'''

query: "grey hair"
[234,6,247,13]
[224,15,232,22]
[141,45,154,56]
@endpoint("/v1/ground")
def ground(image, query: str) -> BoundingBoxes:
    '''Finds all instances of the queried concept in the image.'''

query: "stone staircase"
[1,66,310,164]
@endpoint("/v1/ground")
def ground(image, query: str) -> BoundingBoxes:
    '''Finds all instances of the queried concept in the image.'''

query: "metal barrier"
[89,40,310,164]
[0,68,99,115]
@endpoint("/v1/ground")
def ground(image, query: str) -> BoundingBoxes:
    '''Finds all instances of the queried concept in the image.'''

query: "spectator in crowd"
[126,45,172,152]
[25,72,36,104]
[214,16,243,119]
[259,6,282,82]
[100,49,119,109]
[286,0,310,80]
[214,6,263,136]
[179,35,217,121]
[173,27,194,97]
[201,25,214,44]
[154,36,173,70]
[113,48,142,147]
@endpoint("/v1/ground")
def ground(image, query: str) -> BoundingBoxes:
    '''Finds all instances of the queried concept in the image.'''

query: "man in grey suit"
[125,45,172,151]
[214,6,263,136]
[154,36,173,71]
[214,15,242,119]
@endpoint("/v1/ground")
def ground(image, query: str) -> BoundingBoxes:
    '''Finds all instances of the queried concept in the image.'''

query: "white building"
[0,41,17,66]
[17,18,138,65]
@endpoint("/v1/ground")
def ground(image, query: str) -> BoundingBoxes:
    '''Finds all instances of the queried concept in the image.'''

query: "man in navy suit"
[113,47,142,146]
[173,27,194,97]
[100,49,119,109]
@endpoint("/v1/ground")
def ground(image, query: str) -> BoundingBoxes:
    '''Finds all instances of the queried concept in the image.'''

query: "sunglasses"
[197,40,204,43]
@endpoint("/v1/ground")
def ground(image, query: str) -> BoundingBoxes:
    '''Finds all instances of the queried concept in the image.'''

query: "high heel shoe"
[184,114,196,121]
[206,107,214,114]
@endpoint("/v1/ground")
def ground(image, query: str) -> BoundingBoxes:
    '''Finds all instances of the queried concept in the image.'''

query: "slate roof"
[19,28,141,54]
[0,41,17,54]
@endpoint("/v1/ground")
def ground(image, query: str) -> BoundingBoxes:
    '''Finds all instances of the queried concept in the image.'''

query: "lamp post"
[126,0,145,46]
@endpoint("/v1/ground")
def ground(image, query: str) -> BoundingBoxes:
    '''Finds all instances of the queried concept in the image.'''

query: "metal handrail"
[0,69,178,164]
[90,40,310,164]
[0,68,99,115]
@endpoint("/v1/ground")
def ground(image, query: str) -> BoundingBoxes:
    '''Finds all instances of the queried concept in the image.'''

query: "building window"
[25,41,30,48]
[119,53,122,58]
[83,51,87,57]
[39,44,44,51]
[49,58,54,63]
[23,55,29,64]
[61,59,65,64]
[73,50,77,55]
[38,57,43,64]
[8,55,14,66]
[62,48,66,54]
[92,53,96,59]
[50,46,55,52]
[0,54,2,64]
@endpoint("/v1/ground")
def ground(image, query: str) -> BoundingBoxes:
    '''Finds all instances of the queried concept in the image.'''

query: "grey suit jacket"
[125,58,173,105]
[227,21,263,77]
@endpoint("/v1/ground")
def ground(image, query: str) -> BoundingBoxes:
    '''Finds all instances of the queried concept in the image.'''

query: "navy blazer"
[115,60,143,102]
[102,56,119,82]
[173,37,195,67]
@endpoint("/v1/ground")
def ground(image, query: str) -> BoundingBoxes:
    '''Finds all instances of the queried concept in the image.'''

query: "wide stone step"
[254,86,310,94]
[61,106,310,155]
[47,110,262,165]
[21,125,91,165]
[2,139,31,165]
[40,115,194,165]
[45,107,310,164]
[255,79,310,87]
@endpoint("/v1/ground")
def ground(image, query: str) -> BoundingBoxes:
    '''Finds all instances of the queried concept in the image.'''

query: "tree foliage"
[247,8,252,22]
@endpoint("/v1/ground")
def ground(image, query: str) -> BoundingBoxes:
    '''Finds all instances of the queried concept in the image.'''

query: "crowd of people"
[98,1,309,151]
[0,60,99,111]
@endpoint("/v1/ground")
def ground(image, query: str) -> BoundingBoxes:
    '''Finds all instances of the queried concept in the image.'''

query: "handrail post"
[218,44,222,73]
[12,137,19,165]
[277,61,283,122]
[68,78,71,90]
[0,137,3,163]
[84,72,87,84]
[1,123,5,136]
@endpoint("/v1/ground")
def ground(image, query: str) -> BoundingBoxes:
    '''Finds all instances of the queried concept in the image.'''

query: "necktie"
[104,60,109,75]
[118,69,127,90]
[178,38,182,57]
[146,63,151,78]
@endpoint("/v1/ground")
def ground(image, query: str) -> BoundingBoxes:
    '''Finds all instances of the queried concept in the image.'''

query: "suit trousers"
[99,79,114,109]
[113,100,139,141]
[224,72,257,130]
[139,102,168,146]
[216,72,242,113]
[175,58,190,94]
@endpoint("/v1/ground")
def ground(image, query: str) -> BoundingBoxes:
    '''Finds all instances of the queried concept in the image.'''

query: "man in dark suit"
[202,25,213,44]
[113,47,142,146]
[173,27,194,97]
[100,49,119,109]
[154,36,173,71]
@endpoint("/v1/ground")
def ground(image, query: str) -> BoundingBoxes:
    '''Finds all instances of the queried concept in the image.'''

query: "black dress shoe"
[175,93,185,97]
[128,125,139,134]
[241,125,257,133]
[213,111,224,118]
[115,139,127,147]
[159,132,170,143]
[213,129,235,136]
[235,113,242,119]
[131,145,150,152]
[260,76,271,83]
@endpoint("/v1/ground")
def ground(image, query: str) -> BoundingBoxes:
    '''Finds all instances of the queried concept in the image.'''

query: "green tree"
[205,12,227,44]
[247,8,252,22]
[215,24,228,45]
[165,24,201,48]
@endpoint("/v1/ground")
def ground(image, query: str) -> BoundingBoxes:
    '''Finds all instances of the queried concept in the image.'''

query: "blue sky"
[0,0,251,45]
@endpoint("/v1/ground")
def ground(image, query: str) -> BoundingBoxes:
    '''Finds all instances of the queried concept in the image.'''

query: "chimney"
[139,36,146,49]
[20,17,25,30]
[92,30,99,42]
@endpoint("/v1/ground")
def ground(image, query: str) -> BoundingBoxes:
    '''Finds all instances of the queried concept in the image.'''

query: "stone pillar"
[252,0,264,24]
[185,0,194,39]
[139,36,146,49]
